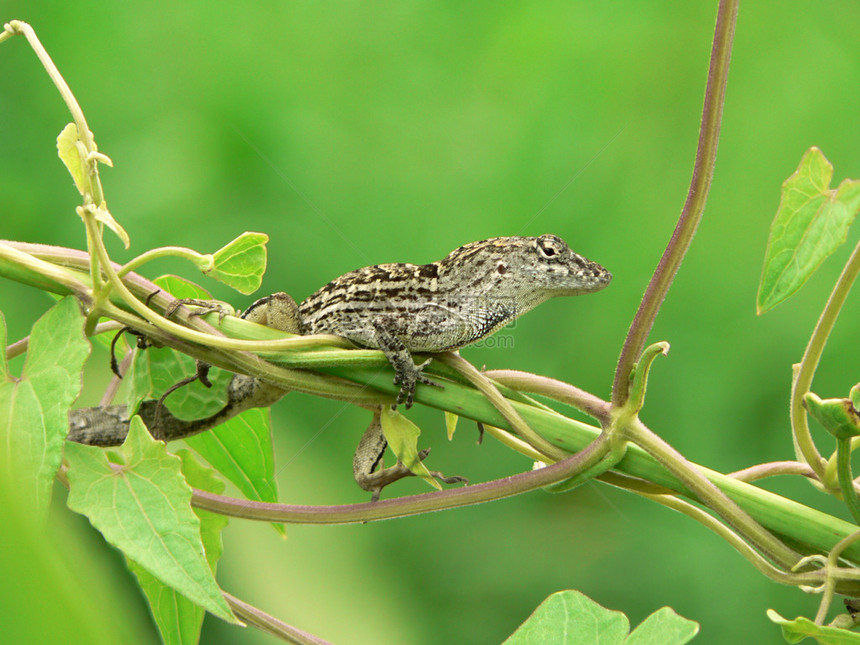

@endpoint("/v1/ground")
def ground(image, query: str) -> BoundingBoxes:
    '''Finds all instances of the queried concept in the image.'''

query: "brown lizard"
[69,234,611,499]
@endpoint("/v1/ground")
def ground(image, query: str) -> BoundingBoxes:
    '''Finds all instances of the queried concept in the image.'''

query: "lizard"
[68,234,612,499]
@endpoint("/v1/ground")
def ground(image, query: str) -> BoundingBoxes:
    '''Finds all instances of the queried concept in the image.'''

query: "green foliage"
[122,275,231,420]
[185,407,284,537]
[126,345,232,420]
[56,123,88,196]
[152,274,214,303]
[380,406,442,490]
[444,410,459,440]
[503,590,698,645]
[2,5,860,645]
[128,450,230,645]
[804,392,860,440]
[56,122,129,247]
[757,148,860,313]
[64,417,237,624]
[206,232,269,295]
[768,610,860,644]
[0,297,89,516]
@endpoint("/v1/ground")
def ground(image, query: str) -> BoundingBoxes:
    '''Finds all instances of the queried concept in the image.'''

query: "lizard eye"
[497,263,507,274]
[537,235,565,259]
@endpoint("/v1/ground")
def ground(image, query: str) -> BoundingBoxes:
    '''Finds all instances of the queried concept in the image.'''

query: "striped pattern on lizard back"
[297,235,612,353]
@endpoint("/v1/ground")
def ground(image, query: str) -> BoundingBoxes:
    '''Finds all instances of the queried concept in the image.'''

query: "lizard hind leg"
[353,409,467,502]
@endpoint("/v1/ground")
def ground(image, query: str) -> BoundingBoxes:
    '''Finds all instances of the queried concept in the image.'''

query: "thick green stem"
[613,0,737,405]
[438,352,569,461]
[837,437,860,525]
[791,238,860,479]
[634,491,822,588]
[624,418,800,568]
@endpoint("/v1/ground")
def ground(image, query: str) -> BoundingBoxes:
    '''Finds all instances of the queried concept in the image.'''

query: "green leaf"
[768,609,860,644]
[444,411,459,440]
[57,123,87,195]
[64,417,238,624]
[804,392,860,440]
[125,274,232,419]
[379,407,442,491]
[626,607,700,645]
[128,450,229,645]
[57,124,129,248]
[126,345,232,421]
[153,274,214,302]
[206,232,268,295]
[757,147,860,313]
[185,407,285,537]
[503,590,698,645]
[88,204,130,249]
[0,297,90,517]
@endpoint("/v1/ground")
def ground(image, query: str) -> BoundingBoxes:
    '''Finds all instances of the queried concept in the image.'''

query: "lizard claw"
[359,446,468,502]
[394,358,443,408]
[165,298,234,322]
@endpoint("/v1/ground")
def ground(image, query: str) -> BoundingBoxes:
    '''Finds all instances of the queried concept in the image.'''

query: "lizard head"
[508,233,612,313]
[437,233,611,318]
[527,233,612,294]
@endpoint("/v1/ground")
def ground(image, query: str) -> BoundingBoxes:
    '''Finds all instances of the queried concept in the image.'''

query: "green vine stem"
[623,417,799,568]
[791,237,860,480]
[8,239,860,573]
[478,423,552,462]
[484,369,611,424]
[0,22,99,190]
[728,461,818,483]
[633,489,824,588]
[437,352,569,461]
[2,20,114,290]
[117,245,214,278]
[612,0,737,406]
[837,437,860,525]
[0,242,91,302]
[793,531,860,625]
[1,239,350,353]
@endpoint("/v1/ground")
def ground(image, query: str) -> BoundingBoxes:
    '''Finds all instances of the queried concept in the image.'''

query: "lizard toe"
[417,374,443,389]
[432,472,468,485]
[396,383,416,408]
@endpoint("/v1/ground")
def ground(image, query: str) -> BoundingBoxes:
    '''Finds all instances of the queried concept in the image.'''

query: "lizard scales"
[298,234,611,354]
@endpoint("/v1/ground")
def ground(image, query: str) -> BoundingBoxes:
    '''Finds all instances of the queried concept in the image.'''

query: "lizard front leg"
[371,318,442,408]
[353,409,466,502]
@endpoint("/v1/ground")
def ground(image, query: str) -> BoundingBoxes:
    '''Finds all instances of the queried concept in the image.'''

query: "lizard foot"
[354,415,468,501]
[358,449,468,502]
[165,298,235,321]
[394,358,444,408]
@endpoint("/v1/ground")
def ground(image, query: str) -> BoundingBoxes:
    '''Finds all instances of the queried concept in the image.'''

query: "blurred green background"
[2,1,859,643]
